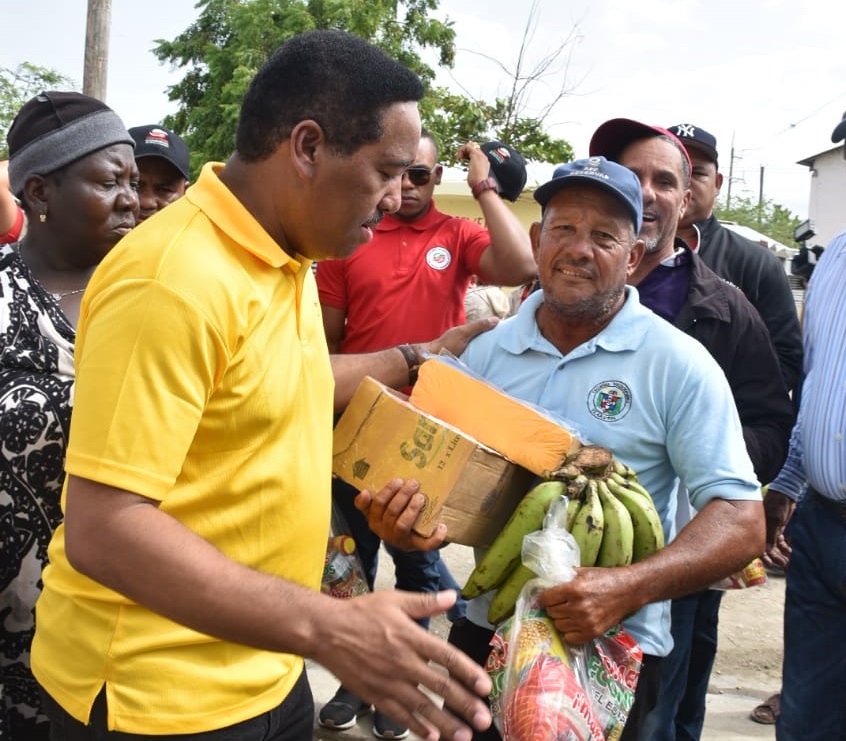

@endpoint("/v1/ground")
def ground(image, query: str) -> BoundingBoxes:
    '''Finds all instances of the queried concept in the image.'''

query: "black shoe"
[318,686,372,730]
[373,710,409,739]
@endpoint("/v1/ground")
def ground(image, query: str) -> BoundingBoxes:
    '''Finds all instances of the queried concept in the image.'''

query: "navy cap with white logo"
[668,123,719,165]
[533,156,643,233]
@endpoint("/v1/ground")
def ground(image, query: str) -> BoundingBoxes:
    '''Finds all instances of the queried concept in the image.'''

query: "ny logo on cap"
[673,124,696,139]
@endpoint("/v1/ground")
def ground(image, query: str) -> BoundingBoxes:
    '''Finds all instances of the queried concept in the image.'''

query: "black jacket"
[672,246,795,484]
[696,214,803,397]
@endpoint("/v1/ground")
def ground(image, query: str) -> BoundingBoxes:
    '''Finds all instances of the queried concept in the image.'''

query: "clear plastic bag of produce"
[321,503,369,599]
[487,498,643,740]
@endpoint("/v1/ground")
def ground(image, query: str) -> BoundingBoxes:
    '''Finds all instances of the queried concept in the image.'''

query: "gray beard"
[643,235,661,253]
[543,286,625,328]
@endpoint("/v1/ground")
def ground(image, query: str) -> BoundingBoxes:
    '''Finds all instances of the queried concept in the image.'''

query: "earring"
[39,212,47,223]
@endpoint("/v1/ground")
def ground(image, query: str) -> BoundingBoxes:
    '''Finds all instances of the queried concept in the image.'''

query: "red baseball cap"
[589,118,692,176]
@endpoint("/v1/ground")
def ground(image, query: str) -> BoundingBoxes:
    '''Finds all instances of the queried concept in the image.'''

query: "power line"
[776,91,846,137]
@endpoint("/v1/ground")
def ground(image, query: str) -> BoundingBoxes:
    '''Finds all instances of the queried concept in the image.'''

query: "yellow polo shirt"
[32,163,334,733]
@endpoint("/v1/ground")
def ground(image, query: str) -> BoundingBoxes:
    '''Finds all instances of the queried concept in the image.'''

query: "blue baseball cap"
[533,156,643,233]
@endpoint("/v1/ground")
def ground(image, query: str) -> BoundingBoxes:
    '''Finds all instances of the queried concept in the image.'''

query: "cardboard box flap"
[409,354,582,476]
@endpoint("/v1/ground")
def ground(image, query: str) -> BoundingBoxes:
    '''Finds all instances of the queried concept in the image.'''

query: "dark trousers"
[776,490,846,741]
[446,617,662,741]
[640,588,723,740]
[39,670,314,740]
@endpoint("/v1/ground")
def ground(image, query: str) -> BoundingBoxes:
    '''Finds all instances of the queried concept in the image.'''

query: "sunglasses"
[404,166,437,186]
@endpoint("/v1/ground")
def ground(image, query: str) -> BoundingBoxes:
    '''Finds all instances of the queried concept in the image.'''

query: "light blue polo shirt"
[461,287,760,656]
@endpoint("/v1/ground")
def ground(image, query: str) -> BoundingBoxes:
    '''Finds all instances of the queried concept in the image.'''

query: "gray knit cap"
[7,91,135,196]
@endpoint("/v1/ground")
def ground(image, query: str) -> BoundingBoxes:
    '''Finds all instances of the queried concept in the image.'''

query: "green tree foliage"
[154,0,574,175]
[153,0,456,173]
[0,63,76,159]
[715,194,801,248]
[423,88,573,164]
[426,0,577,165]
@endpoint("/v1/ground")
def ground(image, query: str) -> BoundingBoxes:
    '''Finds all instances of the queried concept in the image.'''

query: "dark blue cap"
[668,123,718,164]
[533,156,643,232]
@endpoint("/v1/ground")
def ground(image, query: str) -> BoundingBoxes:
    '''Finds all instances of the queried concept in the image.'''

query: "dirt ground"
[710,569,785,693]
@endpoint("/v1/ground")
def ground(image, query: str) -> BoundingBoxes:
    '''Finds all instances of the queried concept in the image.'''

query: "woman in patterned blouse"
[0,91,138,740]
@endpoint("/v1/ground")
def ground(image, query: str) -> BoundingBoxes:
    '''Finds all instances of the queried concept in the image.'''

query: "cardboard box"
[333,377,536,548]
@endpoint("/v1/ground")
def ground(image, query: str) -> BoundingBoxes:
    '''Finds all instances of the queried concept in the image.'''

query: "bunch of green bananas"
[565,460,665,569]
[460,446,666,625]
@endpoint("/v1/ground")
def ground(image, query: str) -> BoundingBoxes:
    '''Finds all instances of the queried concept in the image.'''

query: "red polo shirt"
[316,201,490,353]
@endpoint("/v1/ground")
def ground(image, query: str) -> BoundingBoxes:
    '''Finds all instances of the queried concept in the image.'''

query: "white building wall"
[802,147,846,248]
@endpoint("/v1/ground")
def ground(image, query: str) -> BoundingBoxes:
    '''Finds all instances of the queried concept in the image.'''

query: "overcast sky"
[3,0,845,219]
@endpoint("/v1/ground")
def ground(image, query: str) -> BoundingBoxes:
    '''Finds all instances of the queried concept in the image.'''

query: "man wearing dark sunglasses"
[316,129,535,740]
[317,129,534,364]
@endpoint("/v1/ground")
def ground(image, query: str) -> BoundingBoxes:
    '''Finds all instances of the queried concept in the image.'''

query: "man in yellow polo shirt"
[31,30,492,741]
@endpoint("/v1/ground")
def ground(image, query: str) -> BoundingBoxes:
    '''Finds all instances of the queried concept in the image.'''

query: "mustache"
[363,212,384,228]
[553,258,594,277]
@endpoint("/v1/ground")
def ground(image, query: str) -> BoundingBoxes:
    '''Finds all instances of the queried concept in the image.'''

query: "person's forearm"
[623,497,764,608]
[330,318,500,411]
[0,161,17,234]
[475,190,536,286]
[64,476,332,656]
[332,346,411,410]
[0,200,21,239]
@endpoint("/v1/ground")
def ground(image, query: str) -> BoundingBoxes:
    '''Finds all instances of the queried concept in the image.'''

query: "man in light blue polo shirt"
[446,156,764,741]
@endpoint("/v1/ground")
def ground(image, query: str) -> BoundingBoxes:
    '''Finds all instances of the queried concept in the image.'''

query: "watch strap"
[471,177,499,199]
[397,344,421,386]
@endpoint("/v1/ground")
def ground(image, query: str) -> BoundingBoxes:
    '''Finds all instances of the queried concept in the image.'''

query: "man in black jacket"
[667,123,803,399]
[589,118,795,741]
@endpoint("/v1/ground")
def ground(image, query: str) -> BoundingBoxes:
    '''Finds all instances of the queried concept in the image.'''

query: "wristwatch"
[397,343,422,386]
[471,177,499,199]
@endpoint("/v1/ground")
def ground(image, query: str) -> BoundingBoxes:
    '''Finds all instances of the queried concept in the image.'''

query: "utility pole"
[758,165,765,226]
[726,132,735,210]
[83,0,112,102]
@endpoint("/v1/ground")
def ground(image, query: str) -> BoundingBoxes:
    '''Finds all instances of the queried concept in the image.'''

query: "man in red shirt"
[316,130,536,740]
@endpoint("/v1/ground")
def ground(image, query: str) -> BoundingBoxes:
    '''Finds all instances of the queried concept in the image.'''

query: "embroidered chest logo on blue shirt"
[588,381,632,421]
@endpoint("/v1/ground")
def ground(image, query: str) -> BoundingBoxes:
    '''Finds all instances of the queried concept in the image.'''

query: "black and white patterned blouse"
[0,241,75,739]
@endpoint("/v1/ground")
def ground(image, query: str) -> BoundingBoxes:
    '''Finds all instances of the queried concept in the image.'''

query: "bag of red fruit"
[487,498,642,740]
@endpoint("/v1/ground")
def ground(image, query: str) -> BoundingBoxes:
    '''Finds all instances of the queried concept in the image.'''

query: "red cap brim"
[589,118,691,175]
